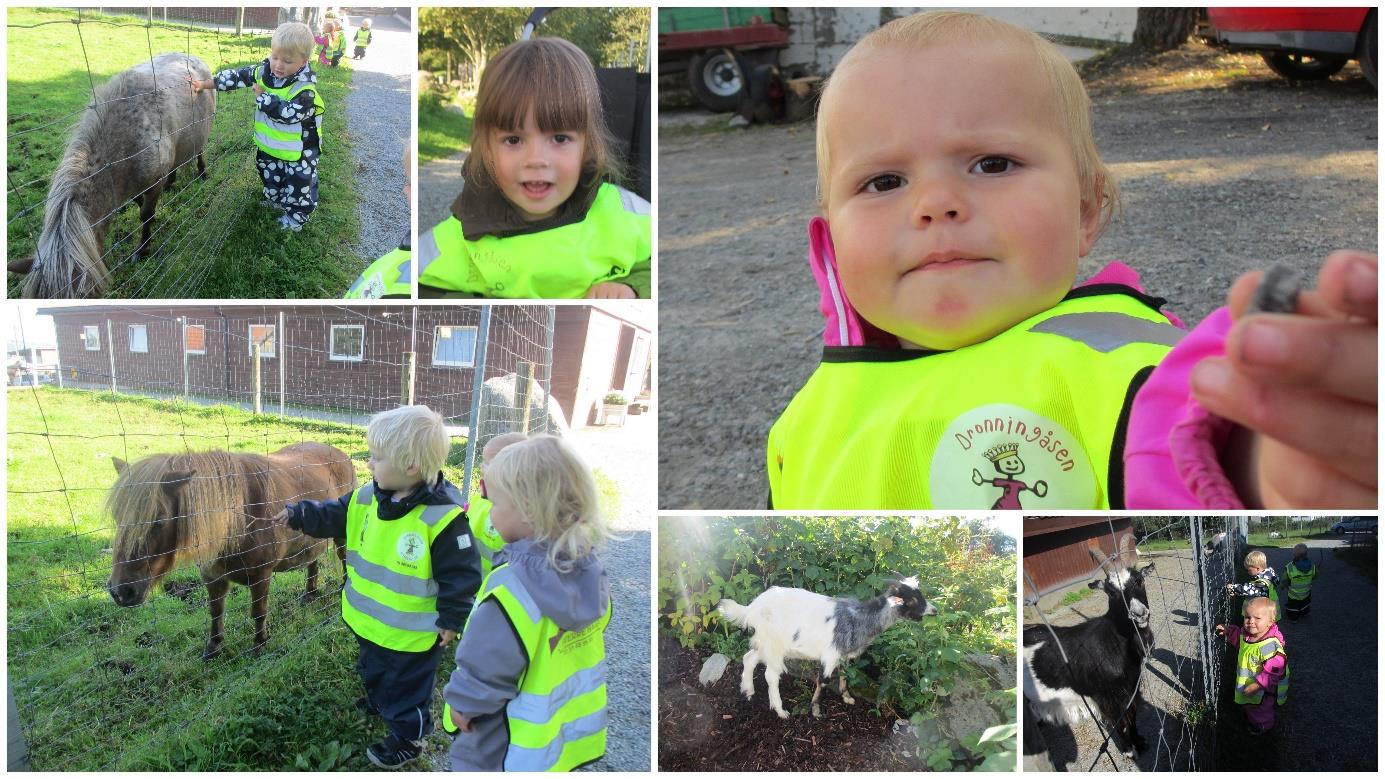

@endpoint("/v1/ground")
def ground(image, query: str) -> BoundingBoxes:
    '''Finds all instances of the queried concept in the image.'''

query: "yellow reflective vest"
[768,288,1182,509]
[418,182,650,299]
[1234,632,1288,705]
[465,563,611,771]
[253,67,323,161]
[466,496,507,579]
[345,244,410,298]
[342,482,463,651]
[354,28,371,47]
[1285,561,1316,601]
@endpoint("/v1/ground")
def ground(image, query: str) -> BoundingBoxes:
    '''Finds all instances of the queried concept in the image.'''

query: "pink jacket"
[806,217,1242,508]
[1224,622,1288,694]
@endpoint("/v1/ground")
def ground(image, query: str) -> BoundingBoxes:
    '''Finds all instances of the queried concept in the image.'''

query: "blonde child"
[466,431,529,578]
[442,435,612,770]
[1225,550,1281,620]
[186,22,324,232]
[352,18,374,60]
[346,143,412,298]
[419,37,651,299]
[768,10,1377,510]
[1283,543,1317,620]
[1216,597,1288,734]
[328,20,347,67]
[272,405,482,768]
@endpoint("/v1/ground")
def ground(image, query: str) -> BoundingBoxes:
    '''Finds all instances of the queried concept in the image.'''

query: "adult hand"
[584,282,637,299]
[1191,250,1377,508]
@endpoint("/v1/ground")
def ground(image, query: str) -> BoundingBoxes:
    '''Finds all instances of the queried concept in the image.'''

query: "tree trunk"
[1132,7,1201,52]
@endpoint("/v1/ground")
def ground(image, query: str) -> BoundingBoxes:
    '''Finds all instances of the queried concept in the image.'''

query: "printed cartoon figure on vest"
[972,443,1048,510]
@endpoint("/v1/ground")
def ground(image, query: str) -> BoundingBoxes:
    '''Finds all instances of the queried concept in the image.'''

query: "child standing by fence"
[1226,550,1281,619]
[466,432,529,578]
[273,405,482,769]
[1217,597,1288,735]
[186,21,324,232]
[442,435,613,770]
[1283,543,1317,620]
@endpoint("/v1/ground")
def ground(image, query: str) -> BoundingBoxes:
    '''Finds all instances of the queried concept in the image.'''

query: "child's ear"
[1077,180,1104,258]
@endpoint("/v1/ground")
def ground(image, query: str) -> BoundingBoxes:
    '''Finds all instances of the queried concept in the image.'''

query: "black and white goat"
[1022,538,1155,758]
[718,576,937,718]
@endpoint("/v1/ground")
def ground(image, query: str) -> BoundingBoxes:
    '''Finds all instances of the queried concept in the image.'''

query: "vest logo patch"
[929,403,1097,509]
[397,531,426,563]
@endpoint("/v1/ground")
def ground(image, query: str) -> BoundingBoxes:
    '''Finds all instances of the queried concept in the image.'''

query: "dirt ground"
[657,43,1378,510]
[657,635,922,771]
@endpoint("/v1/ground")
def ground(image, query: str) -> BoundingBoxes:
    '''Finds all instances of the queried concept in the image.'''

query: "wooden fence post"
[518,361,535,434]
[251,343,262,414]
[400,351,416,406]
[106,319,117,394]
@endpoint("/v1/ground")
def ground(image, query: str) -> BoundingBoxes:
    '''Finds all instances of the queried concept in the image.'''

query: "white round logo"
[929,403,1098,509]
[396,532,426,563]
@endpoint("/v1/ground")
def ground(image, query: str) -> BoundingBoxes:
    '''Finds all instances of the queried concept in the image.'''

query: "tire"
[1359,11,1377,89]
[743,63,786,124]
[687,49,744,113]
[1260,50,1348,81]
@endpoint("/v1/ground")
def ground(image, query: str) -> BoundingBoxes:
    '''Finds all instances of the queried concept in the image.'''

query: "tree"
[419,7,527,88]
[1131,8,1201,52]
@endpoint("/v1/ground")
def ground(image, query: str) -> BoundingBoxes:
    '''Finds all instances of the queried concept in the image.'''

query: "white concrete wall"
[783,6,1138,74]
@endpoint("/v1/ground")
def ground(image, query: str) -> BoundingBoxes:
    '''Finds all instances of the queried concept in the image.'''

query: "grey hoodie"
[444,537,610,771]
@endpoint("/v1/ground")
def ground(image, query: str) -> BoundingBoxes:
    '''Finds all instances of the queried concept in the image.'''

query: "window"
[432,325,477,367]
[184,324,206,355]
[82,326,100,351]
[330,325,365,362]
[128,324,148,353]
[248,324,276,358]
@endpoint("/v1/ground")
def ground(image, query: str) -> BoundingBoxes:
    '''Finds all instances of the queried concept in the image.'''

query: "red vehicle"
[1203,7,1376,87]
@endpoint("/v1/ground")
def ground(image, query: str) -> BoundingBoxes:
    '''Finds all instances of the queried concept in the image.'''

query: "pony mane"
[108,451,260,568]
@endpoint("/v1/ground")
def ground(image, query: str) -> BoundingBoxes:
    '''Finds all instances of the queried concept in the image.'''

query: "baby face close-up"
[821,40,1100,350]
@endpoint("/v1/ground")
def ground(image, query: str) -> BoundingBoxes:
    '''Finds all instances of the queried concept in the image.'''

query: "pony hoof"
[202,644,222,661]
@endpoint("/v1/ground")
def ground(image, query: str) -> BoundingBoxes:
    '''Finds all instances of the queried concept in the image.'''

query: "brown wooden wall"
[1023,517,1135,599]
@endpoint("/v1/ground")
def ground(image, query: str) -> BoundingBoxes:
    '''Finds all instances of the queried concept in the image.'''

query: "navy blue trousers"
[356,634,444,742]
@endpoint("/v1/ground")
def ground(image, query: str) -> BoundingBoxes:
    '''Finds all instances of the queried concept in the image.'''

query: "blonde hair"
[483,435,610,573]
[483,431,528,463]
[1244,596,1274,619]
[367,405,450,487]
[272,21,314,61]
[466,37,623,192]
[815,10,1119,234]
[1244,550,1268,569]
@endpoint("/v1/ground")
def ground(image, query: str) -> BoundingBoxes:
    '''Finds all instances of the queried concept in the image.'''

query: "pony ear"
[112,457,128,474]
[160,470,196,496]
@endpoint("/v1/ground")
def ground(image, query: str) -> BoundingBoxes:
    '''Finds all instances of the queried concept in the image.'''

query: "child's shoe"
[354,695,380,716]
[278,214,304,232]
[366,734,423,769]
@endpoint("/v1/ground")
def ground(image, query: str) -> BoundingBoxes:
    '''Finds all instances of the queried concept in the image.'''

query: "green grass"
[418,91,473,165]
[7,387,619,769]
[6,7,363,298]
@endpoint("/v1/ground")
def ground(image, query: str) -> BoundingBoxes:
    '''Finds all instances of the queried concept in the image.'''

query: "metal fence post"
[106,319,116,394]
[542,305,556,434]
[461,306,493,499]
[7,670,30,770]
[180,317,189,401]
[278,311,286,417]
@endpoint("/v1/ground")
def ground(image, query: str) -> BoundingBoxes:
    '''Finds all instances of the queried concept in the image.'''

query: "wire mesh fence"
[5,7,319,298]
[1022,516,1249,772]
[5,303,556,770]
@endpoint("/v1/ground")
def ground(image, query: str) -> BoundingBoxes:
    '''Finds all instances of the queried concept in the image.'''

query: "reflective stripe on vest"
[1285,563,1316,600]
[1235,635,1288,705]
[346,247,411,298]
[355,28,370,46]
[253,66,324,161]
[768,290,1179,509]
[342,482,462,651]
[418,182,651,298]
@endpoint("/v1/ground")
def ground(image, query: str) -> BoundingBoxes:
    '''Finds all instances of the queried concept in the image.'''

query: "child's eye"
[862,174,904,193]
[553,133,573,144]
[500,135,521,146]
[971,156,1016,174]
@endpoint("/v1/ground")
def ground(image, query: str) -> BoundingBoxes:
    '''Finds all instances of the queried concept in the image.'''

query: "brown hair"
[468,37,622,190]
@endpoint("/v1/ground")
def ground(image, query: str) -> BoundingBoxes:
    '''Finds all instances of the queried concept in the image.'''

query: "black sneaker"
[367,734,423,769]
[355,696,380,716]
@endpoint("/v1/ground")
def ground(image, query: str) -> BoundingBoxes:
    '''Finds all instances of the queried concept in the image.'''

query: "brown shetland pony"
[107,442,356,660]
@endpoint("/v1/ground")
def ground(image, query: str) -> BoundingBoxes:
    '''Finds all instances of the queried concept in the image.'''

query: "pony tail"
[28,149,108,298]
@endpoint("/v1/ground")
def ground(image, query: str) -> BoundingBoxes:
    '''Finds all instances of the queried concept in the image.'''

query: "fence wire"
[5,303,556,770]
[1023,516,1250,772]
[5,7,313,298]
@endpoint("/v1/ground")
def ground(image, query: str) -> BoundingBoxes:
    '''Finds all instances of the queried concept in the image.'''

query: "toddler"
[353,18,373,60]
[1283,542,1317,620]
[418,37,651,299]
[466,431,529,578]
[442,435,612,770]
[187,21,324,232]
[767,10,1377,510]
[1217,597,1288,734]
[315,23,332,66]
[328,21,347,67]
[1225,550,1281,619]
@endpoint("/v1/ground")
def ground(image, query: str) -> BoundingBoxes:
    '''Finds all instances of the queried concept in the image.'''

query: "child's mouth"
[520,181,554,199]
[910,252,991,274]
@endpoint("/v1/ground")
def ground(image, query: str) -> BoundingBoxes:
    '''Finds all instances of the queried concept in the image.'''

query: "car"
[1202,7,1376,88]
[1330,517,1378,535]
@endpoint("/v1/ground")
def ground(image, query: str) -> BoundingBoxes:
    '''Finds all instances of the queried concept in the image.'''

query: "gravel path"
[657,49,1378,510]
[342,12,411,270]
[420,151,466,231]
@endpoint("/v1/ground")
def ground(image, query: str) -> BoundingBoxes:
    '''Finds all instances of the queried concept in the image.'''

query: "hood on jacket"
[374,471,460,520]
[259,58,317,88]
[496,537,609,632]
[452,155,602,241]
[1291,557,1314,573]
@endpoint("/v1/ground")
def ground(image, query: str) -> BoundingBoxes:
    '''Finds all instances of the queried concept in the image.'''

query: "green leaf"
[977,723,1017,744]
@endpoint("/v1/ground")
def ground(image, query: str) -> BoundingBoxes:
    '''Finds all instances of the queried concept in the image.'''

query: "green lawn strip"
[6,8,361,298]
[418,91,472,165]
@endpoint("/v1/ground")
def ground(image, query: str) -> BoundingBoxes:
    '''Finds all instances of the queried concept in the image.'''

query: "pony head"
[106,455,199,606]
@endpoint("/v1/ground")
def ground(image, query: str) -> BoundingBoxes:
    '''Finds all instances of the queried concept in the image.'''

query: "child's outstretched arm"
[270,492,351,538]
[1191,251,1377,507]
[204,64,261,92]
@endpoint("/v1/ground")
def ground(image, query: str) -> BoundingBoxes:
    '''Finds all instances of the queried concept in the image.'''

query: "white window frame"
[82,325,100,351]
[127,324,148,354]
[248,324,276,359]
[432,325,478,368]
[184,324,206,356]
[329,324,365,362]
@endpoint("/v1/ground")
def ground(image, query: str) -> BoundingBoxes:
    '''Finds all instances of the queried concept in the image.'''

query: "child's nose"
[911,177,967,226]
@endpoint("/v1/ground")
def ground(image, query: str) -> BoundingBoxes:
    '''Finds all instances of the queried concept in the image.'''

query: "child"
[442,435,613,770]
[186,21,324,232]
[272,405,482,769]
[767,10,1377,510]
[1216,597,1288,734]
[418,37,651,299]
[467,431,529,578]
[1283,543,1317,620]
[353,18,373,60]
[315,23,332,66]
[329,21,347,68]
[1225,550,1281,619]
[346,143,412,298]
